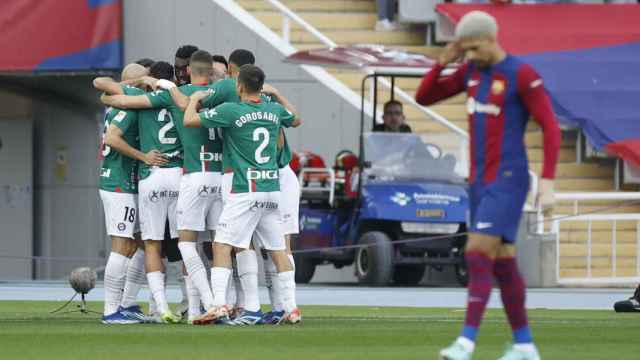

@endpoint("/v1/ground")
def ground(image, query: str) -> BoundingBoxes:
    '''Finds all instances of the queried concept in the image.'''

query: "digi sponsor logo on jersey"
[199,152,223,162]
[249,201,278,212]
[466,97,501,116]
[247,169,279,180]
[234,111,280,128]
[100,168,111,178]
[148,189,179,203]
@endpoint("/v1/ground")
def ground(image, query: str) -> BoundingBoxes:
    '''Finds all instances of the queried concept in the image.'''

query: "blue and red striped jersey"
[416,55,561,185]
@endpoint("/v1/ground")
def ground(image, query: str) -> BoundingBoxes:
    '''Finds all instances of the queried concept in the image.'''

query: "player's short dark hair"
[190,50,213,76]
[190,50,212,65]
[212,55,228,69]
[135,58,154,68]
[229,49,255,68]
[237,64,265,93]
[175,45,199,61]
[383,99,403,114]
[150,61,174,81]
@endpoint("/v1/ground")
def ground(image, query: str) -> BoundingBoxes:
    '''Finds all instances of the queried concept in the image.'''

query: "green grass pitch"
[0,301,638,360]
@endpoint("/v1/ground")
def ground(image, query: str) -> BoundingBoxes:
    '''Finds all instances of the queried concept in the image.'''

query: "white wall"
[0,118,33,279]
[33,95,106,279]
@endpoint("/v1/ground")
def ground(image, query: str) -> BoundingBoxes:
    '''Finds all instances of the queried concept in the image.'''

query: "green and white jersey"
[199,100,295,193]
[146,84,223,174]
[261,94,293,169]
[277,130,293,169]
[99,85,144,193]
[138,90,183,180]
[201,79,294,169]
[99,107,139,194]
[201,78,240,108]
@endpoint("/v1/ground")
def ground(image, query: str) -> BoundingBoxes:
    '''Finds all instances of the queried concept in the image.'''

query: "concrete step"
[560,243,637,257]
[528,148,577,164]
[560,267,639,278]
[529,162,614,179]
[287,29,425,45]
[560,257,638,269]
[555,205,640,216]
[559,229,640,243]
[557,220,639,231]
[255,12,377,31]
[238,0,376,12]
[554,178,614,191]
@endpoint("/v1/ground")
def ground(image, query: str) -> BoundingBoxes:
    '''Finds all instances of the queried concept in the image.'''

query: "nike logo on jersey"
[467,79,480,87]
[476,222,493,230]
[530,79,543,88]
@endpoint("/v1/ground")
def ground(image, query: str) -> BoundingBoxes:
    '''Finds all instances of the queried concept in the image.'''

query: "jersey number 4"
[253,127,270,164]
[158,109,177,144]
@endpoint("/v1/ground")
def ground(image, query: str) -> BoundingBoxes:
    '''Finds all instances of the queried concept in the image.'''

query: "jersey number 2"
[158,109,177,144]
[253,127,270,164]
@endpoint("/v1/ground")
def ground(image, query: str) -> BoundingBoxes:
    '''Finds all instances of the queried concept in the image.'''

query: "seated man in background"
[373,100,412,133]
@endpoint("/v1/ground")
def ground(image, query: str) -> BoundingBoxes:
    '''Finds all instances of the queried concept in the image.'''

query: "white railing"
[551,192,640,285]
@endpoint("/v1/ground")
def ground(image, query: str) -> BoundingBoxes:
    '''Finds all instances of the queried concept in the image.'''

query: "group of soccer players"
[96,45,302,326]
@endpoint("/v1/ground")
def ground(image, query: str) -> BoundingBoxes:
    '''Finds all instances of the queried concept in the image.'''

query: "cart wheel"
[293,254,316,284]
[355,231,393,286]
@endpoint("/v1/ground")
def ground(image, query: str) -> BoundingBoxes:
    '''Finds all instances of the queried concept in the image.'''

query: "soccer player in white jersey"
[95,63,169,323]
[184,64,302,325]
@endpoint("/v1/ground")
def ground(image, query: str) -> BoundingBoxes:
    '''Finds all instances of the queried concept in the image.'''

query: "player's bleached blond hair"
[454,11,498,40]
[121,63,148,81]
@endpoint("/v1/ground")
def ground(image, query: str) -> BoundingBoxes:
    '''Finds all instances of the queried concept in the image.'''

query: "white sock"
[120,248,146,308]
[211,267,232,306]
[456,337,475,352]
[148,292,157,314]
[184,275,202,319]
[179,242,215,309]
[514,343,536,353]
[176,261,188,304]
[233,266,244,308]
[236,250,260,312]
[264,255,281,311]
[226,268,237,306]
[146,271,170,314]
[104,252,129,316]
[277,271,297,313]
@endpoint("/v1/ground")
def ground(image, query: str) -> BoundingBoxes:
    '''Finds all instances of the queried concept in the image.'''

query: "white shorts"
[177,172,223,232]
[138,167,181,240]
[216,174,285,250]
[279,165,300,235]
[99,190,139,238]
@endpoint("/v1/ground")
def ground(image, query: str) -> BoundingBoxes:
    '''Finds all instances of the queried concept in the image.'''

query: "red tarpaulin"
[435,4,640,55]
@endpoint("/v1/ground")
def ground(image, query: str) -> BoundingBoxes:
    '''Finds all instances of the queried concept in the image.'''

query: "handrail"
[266,0,337,47]
[556,192,640,201]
